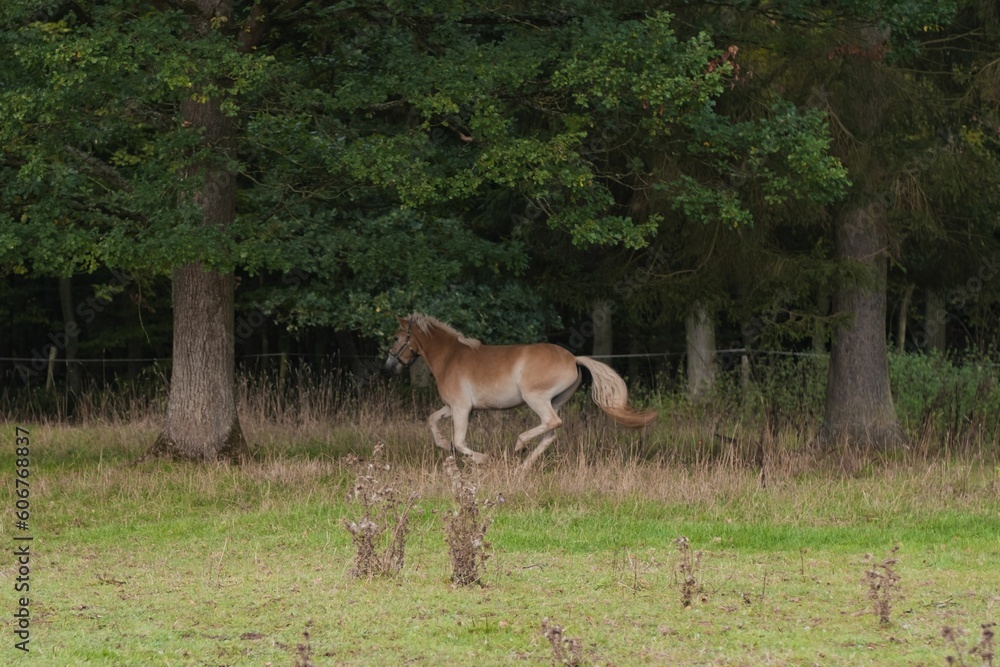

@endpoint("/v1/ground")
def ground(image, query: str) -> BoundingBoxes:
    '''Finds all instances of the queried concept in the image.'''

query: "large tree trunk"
[149,8,248,462]
[820,203,902,447]
[820,24,903,449]
[685,302,716,400]
[151,190,248,460]
[152,264,246,461]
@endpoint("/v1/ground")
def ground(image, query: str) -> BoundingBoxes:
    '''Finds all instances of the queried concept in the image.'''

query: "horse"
[384,313,656,468]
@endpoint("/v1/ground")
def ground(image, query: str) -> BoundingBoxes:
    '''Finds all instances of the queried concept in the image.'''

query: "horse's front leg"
[427,405,453,452]
[450,404,489,465]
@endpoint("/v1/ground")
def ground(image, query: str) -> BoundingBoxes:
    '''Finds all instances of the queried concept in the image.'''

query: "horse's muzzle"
[383,356,403,375]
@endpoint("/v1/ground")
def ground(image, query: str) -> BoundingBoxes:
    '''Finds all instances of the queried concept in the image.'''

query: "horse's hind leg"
[515,374,580,457]
[551,373,581,415]
[427,405,453,452]
[450,404,489,465]
[515,396,563,469]
[521,429,558,469]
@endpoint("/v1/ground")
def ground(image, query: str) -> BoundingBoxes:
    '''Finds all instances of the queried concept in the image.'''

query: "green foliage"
[7,0,997,398]
[736,353,830,423]
[243,209,551,340]
[1,0,852,282]
[0,1,852,359]
[554,14,723,113]
[706,351,1000,441]
[0,2,271,274]
[888,352,1000,436]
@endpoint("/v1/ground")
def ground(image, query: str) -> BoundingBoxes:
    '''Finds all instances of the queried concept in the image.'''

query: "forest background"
[4,3,1000,664]
[1,0,1000,459]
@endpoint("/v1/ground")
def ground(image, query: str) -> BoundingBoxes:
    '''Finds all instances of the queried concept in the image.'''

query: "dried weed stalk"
[864,544,901,626]
[944,622,996,666]
[343,442,417,579]
[611,547,649,595]
[294,630,314,667]
[443,456,502,586]
[542,618,584,666]
[675,536,702,608]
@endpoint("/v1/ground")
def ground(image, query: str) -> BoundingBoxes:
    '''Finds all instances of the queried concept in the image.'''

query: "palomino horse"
[384,313,656,468]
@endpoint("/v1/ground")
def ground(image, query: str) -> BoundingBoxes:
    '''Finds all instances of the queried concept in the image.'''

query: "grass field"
[1,388,999,666]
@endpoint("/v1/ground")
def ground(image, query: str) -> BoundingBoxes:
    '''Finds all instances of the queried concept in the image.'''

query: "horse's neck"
[418,330,464,373]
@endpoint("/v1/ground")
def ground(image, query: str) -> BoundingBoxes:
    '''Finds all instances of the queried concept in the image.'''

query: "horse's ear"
[396,316,408,327]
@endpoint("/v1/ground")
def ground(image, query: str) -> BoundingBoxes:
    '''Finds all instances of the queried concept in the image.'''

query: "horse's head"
[384,316,420,375]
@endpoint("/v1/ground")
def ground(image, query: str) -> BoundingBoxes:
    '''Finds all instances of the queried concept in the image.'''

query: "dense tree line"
[2,0,998,459]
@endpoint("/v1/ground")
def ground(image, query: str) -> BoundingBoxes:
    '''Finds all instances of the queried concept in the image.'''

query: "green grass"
[2,420,999,666]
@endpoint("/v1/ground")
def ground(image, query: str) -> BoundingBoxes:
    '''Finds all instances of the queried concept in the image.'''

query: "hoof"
[468,452,490,465]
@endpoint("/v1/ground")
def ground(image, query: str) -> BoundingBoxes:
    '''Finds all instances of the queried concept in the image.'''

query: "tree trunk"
[896,283,914,352]
[58,276,82,395]
[820,23,903,449]
[45,345,57,392]
[924,289,947,352]
[151,264,246,461]
[820,203,902,448]
[685,302,716,400]
[591,298,614,358]
[812,291,830,354]
[148,12,248,462]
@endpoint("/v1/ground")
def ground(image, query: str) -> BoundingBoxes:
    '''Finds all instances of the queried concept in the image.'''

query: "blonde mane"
[409,313,482,350]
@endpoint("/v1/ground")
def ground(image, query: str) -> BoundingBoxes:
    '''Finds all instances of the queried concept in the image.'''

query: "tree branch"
[62,146,133,193]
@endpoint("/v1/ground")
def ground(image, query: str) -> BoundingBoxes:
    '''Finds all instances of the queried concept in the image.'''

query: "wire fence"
[0,347,828,393]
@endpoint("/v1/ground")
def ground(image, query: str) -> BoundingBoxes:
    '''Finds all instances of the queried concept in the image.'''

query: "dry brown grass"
[12,369,1000,521]
[18,394,999,527]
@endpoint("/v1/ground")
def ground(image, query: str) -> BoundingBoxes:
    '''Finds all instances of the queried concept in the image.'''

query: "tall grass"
[3,351,998,477]
[10,368,998,526]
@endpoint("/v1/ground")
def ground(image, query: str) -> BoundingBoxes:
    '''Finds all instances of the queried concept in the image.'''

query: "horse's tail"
[575,356,657,428]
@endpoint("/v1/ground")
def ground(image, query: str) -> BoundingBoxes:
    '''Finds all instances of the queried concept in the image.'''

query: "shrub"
[889,352,1000,441]
[541,619,584,666]
[675,536,702,608]
[442,456,501,586]
[864,545,901,626]
[343,442,417,579]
